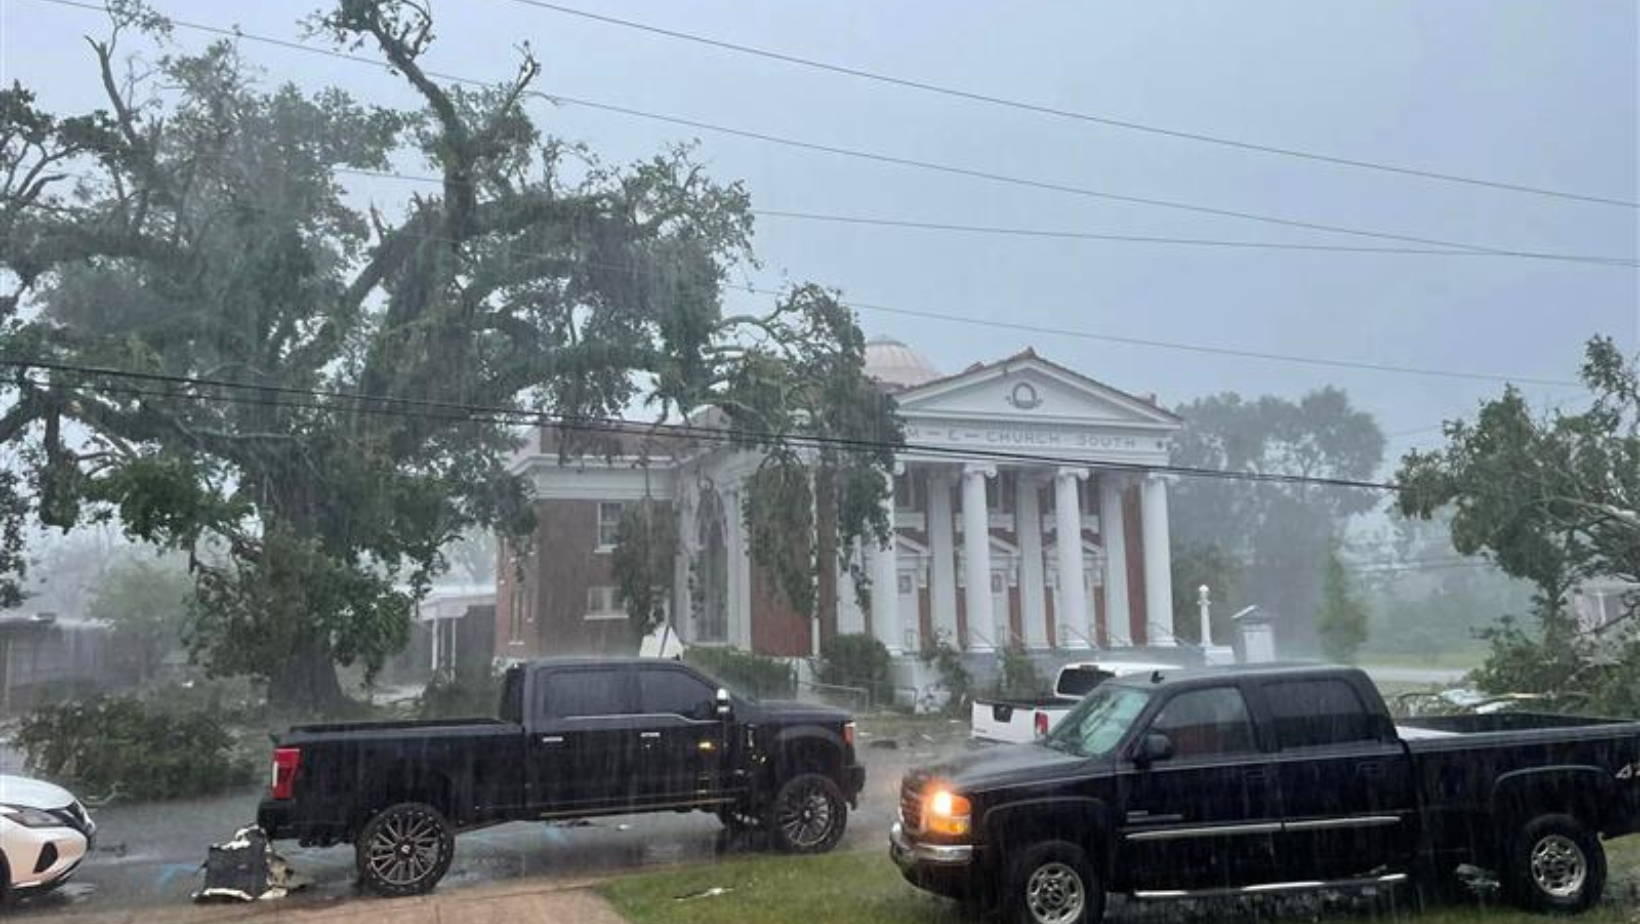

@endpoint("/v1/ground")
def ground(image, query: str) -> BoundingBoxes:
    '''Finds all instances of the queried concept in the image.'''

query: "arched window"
[695,488,729,643]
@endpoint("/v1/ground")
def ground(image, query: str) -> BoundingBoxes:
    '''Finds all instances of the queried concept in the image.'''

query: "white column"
[1099,474,1131,647]
[961,464,996,653]
[868,470,902,655]
[1141,474,1177,646]
[1054,467,1092,650]
[727,486,753,648]
[927,470,960,649]
[1016,474,1049,650]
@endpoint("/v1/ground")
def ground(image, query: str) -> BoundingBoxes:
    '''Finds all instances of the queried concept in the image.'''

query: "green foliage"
[683,646,795,700]
[1316,546,1369,662]
[819,632,892,704]
[919,631,971,715]
[745,457,817,615]
[992,641,1045,699]
[612,498,680,640]
[1397,337,1640,716]
[86,553,193,682]
[733,285,902,621]
[16,695,256,801]
[1171,388,1384,652]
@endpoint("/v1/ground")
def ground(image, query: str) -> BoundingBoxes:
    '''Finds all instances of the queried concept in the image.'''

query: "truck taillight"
[1034,712,1050,738]
[270,747,301,800]
[843,722,856,749]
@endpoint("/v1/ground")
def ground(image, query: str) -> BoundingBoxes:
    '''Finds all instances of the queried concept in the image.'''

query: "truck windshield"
[1041,685,1151,757]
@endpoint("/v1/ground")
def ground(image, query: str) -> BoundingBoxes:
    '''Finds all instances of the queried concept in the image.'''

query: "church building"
[494,338,1186,671]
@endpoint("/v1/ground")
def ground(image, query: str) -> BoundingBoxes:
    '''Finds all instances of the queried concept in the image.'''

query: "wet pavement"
[10,734,965,919]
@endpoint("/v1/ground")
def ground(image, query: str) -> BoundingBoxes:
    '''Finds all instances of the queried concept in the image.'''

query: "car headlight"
[925,788,971,836]
[0,804,65,828]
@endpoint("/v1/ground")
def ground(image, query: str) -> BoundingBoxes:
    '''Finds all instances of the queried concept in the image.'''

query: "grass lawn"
[600,838,1640,924]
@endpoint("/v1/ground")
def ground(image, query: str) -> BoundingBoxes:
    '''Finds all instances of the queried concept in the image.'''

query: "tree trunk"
[267,632,348,716]
[814,466,839,652]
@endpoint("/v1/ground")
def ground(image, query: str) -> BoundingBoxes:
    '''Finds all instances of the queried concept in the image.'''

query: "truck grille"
[899,780,922,833]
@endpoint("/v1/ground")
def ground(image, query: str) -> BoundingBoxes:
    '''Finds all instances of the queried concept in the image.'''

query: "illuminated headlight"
[925,788,971,836]
[0,804,65,828]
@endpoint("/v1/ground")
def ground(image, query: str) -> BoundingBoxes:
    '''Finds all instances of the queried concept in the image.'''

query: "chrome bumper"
[890,822,974,867]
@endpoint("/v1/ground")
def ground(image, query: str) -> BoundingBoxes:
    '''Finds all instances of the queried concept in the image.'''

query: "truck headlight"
[0,804,64,828]
[926,788,971,836]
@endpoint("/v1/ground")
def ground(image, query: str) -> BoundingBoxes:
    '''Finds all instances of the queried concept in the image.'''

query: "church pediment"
[895,354,1181,430]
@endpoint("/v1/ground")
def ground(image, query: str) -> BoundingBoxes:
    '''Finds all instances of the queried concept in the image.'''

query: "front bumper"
[889,822,980,900]
[3,822,89,894]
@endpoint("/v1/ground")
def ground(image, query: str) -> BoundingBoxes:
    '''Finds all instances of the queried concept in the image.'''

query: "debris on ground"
[674,886,733,901]
[192,826,309,903]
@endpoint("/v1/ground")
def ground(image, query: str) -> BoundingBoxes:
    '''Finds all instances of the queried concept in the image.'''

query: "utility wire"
[490,0,1640,210]
[22,0,1625,262]
[35,167,1589,389]
[5,356,1405,491]
[44,141,1639,267]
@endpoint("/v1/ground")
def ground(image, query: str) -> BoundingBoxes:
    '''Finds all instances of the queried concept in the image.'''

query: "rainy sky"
[3,0,1636,467]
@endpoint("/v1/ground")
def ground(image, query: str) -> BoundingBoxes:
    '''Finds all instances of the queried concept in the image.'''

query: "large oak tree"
[0,0,896,710]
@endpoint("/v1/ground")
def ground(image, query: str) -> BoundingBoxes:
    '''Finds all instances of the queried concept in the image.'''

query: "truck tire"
[1502,813,1605,913]
[355,802,455,897]
[767,773,848,854]
[1004,840,1103,924]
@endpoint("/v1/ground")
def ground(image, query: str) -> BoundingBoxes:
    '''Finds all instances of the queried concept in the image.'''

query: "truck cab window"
[639,669,717,720]
[540,670,630,718]
[1149,687,1257,758]
[1265,679,1379,748]
[1055,667,1114,699]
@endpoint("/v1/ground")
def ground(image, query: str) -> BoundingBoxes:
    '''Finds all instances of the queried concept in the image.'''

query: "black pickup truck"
[258,657,865,895]
[891,664,1640,923]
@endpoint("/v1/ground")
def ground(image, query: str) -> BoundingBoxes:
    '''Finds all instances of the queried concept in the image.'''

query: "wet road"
[11,737,963,918]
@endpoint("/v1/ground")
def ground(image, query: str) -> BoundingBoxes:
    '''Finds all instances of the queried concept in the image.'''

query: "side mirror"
[715,687,733,720]
[1134,732,1174,768]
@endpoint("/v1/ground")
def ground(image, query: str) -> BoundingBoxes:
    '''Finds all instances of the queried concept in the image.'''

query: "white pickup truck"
[969,659,1180,743]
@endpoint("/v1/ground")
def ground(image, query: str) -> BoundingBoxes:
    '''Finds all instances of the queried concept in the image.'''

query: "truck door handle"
[639,731,662,739]
[1242,768,1273,783]
[1357,761,1385,779]
[540,736,565,745]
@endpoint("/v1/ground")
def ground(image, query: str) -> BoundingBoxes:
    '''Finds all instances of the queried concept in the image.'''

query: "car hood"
[0,774,76,810]
[907,743,1095,793]
[749,700,850,724]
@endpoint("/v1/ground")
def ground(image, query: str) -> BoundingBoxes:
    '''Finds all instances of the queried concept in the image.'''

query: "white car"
[0,775,95,904]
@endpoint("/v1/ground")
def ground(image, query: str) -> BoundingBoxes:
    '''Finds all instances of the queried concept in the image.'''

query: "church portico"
[858,344,1185,665]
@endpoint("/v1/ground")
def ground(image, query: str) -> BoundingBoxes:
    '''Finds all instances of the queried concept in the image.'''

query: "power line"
[747,208,1637,266]
[46,141,1640,267]
[23,0,1626,262]
[29,165,1591,389]
[489,0,1640,211]
[5,356,1404,491]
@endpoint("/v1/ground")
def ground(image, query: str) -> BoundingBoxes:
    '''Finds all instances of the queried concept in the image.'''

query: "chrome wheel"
[774,779,837,850]
[1530,833,1587,898]
[1025,861,1086,924]
[365,807,446,889]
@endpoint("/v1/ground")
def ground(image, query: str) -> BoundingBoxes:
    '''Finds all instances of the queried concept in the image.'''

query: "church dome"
[863,336,940,390]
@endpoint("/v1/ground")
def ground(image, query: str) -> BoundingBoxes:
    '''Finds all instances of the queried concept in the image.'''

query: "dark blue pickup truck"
[892,664,1640,923]
[258,657,864,895]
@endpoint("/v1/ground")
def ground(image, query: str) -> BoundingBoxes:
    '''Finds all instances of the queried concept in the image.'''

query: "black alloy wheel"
[768,773,848,854]
[355,802,455,897]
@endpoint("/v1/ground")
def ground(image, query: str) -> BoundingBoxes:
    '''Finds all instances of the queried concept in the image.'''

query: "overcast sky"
[4,0,1636,469]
